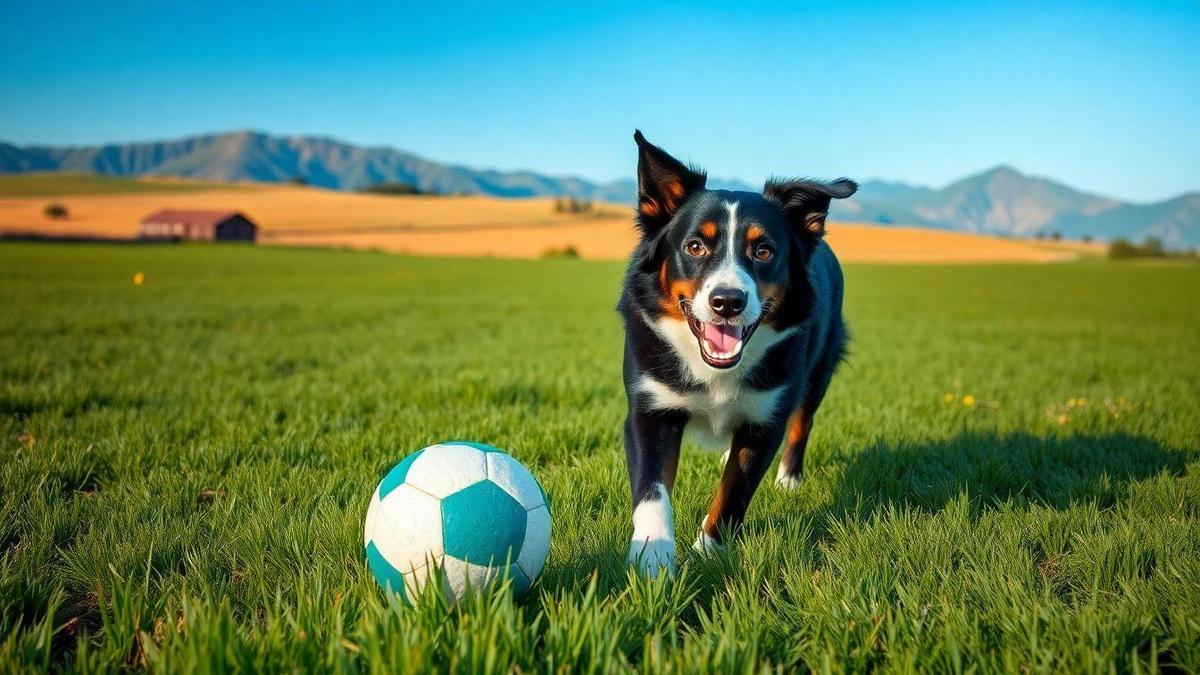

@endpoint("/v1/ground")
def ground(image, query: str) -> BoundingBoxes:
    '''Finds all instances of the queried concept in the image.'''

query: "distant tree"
[289,175,308,186]
[1081,234,1093,244]
[1050,230,1062,241]
[1108,237,1177,259]
[541,244,580,259]
[554,196,594,214]
[1108,238,1138,259]
[44,203,68,220]
[1034,231,1045,240]
[1141,237,1165,257]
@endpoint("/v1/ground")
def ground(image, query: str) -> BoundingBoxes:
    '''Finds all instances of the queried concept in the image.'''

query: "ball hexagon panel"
[441,480,527,565]
[371,483,444,575]
[403,443,488,498]
[518,504,551,582]
[414,556,531,601]
[365,540,408,603]
[440,556,501,599]
[378,448,425,499]
[395,564,444,605]
[485,452,545,510]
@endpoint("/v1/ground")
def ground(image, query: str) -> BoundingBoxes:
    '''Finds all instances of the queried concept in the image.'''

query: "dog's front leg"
[694,422,785,552]
[623,404,686,578]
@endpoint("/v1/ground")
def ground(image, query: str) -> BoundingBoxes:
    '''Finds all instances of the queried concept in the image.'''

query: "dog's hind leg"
[694,422,783,552]
[775,408,813,490]
[777,331,846,490]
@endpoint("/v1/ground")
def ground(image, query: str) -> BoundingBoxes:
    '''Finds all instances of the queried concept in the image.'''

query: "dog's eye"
[754,243,775,261]
[684,239,708,257]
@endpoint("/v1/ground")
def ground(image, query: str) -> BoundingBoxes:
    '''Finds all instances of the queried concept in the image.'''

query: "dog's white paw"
[691,516,725,556]
[628,483,676,577]
[775,464,802,490]
[628,536,676,577]
[775,472,802,490]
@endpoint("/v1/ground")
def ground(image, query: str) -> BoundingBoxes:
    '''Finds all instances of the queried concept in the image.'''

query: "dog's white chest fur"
[638,375,784,447]
[636,315,795,448]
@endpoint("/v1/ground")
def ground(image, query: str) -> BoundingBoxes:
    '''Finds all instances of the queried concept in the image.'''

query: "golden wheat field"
[0,177,1101,262]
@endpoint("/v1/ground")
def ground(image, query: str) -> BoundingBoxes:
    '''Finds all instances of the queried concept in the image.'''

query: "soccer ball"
[363,441,551,603]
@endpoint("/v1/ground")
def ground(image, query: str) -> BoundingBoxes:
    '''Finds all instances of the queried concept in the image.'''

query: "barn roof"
[140,209,249,226]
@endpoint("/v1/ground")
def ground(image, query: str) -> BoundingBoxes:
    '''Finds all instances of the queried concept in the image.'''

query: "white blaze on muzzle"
[692,201,763,325]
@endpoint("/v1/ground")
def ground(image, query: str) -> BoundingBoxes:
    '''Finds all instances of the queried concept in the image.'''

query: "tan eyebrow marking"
[746,225,765,242]
[699,221,718,239]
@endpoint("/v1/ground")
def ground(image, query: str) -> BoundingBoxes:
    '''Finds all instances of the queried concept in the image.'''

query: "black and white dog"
[619,131,856,576]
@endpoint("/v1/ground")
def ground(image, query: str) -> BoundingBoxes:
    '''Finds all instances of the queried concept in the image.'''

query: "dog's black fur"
[618,130,856,575]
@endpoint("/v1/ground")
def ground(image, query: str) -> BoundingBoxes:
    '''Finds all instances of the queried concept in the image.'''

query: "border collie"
[619,131,856,576]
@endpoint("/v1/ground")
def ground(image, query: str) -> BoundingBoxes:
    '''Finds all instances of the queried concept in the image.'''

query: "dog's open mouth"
[682,301,759,369]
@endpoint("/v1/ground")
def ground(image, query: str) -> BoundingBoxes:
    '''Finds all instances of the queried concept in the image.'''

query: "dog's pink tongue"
[702,323,743,352]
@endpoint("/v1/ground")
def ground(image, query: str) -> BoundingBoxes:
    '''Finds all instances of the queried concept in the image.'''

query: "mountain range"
[1,130,1196,247]
[836,167,1200,248]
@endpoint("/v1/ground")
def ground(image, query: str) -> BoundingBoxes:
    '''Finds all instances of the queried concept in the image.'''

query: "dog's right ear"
[634,130,706,236]
[763,177,857,240]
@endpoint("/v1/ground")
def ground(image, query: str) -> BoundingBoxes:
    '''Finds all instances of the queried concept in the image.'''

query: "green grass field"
[0,173,238,196]
[1,243,1198,673]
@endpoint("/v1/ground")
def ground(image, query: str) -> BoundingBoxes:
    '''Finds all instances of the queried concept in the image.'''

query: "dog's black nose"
[708,287,747,318]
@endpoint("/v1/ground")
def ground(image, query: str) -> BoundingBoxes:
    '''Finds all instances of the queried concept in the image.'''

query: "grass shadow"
[818,431,1188,521]
[665,431,1194,618]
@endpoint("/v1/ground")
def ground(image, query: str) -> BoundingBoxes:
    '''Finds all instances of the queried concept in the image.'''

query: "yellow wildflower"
[943,393,954,403]
[962,395,976,407]
[133,272,145,285]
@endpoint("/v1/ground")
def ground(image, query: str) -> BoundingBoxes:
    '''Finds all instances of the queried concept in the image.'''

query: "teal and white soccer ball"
[363,441,551,603]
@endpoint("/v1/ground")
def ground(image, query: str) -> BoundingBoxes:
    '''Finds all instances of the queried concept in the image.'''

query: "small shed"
[139,210,258,242]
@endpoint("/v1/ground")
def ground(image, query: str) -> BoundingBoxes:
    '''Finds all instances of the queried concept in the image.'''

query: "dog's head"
[629,130,856,369]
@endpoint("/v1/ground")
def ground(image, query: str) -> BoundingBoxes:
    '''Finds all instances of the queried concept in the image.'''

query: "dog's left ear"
[763,178,857,239]
[634,130,706,235]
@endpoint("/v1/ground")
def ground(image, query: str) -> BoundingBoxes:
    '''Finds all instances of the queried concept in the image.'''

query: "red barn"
[138,210,258,242]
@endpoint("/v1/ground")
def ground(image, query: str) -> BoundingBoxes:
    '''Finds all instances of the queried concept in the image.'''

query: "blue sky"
[1,1,1197,202]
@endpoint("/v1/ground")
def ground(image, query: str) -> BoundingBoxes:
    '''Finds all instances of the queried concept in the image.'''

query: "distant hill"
[1,131,1195,247]
[834,166,1199,248]
[0,131,623,199]
[0,130,753,205]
